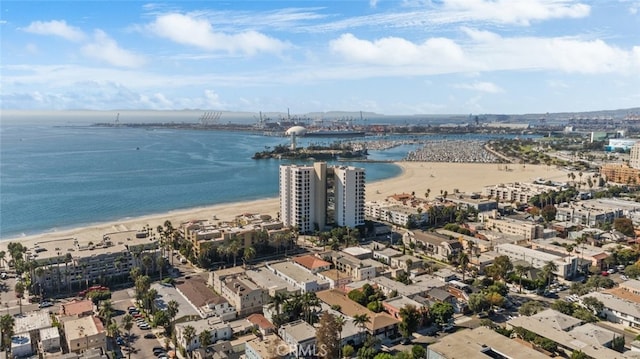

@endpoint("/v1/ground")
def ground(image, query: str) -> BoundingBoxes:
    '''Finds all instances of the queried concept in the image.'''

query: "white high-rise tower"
[279,162,365,233]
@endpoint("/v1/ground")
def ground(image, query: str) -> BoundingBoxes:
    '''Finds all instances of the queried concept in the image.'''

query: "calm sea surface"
[1,125,410,238]
[0,121,527,239]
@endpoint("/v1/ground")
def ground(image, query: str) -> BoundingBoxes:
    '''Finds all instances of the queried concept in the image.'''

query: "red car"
[601,271,609,276]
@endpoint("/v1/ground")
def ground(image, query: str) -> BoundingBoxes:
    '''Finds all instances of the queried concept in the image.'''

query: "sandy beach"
[0,162,567,251]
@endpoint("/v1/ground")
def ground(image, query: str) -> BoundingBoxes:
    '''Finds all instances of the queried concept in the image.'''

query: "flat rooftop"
[279,320,316,343]
[269,261,325,284]
[245,266,299,294]
[15,311,53,334]
[428,326,548,359]
[341,247,371,257]
[28,230,156,262]
[64,316,103,340]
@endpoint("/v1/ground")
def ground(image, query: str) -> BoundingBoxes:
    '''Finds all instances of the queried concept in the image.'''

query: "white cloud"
[81,30,146,68]
[329,33,465,67]
[440,0,590,26]
[328,30,640,76]
[22,20,86,41]
[147,13,290,55]
[454,81,503,93]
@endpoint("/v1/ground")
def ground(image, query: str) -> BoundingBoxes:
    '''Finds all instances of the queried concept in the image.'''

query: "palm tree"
[0,314,15,352]
[167,300,180,335]
[121,314,133,359]
[352,313,370,344]
[514,264,528,293]
[107,319,120,339]
[99,299,114,324]
[269,292,289,317]
[14,282,24,314]
[199,329,212,349]
[334,315,347,358]
[141,254,153,277]
[243,246,256,268]
[541,260,558,288]
[458,252,469,282]
[182,325,196,359]
[0,251,5,269]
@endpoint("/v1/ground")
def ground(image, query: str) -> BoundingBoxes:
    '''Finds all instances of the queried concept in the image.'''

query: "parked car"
[601,271,609,276]
[608,268,616,274]
[39,301,54,308]
[144,333,156,339]
[116,337,125,346]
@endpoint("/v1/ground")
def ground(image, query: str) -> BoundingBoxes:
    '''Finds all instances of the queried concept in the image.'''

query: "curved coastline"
[0,161,568,250]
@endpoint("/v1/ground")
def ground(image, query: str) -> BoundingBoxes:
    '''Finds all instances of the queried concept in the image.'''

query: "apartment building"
[495,243,578,279]
[481,216,544,240]
[601,164,640,185]
[279,162,365,233]
[219,276,267,317]
[278,320,317,359]
[482,182,560,204]
[364,202,427,227]
[63,316,107,354]
[175,318,232,352]
[182,219,287,258]
[29,231,158,294]
[266,260,330,293]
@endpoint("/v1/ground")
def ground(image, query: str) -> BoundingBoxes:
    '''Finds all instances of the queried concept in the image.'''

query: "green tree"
[353,313,371,344]
[570,350,588,359]
[412,345,427,359]
[519,301,544,316]
[398,305,421,340]
[551,300,574,315]
[468,293,490,313]
[430,302,454,327]
[582,296,604,315]
[486,255,513,281]
[612,335,625,352]
[166,300,180,334]
[613,218,635,236]
[98,299,114,324]
[342,344,354,358]
[316,312,341,359]
[0,314,15,352]
[121,314,133,359]
[199,329,212,349]
[182,325,196,359]
[14,282,24,314]
[541,204,557,222]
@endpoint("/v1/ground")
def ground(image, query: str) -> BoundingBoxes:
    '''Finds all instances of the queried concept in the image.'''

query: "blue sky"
[1,0,639,115]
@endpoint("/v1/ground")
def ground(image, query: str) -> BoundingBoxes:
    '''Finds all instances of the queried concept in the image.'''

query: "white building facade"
[279,162,365,233]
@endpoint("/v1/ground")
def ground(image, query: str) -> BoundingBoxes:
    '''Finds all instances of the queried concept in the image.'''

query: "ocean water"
[0,125,405,238]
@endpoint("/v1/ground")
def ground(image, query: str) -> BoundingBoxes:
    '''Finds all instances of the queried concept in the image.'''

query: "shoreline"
[0,161,568,251]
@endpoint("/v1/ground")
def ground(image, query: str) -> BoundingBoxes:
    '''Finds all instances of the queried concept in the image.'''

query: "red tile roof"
[292,255,331,270]
[247,313,276,330]
[60,300,94,317]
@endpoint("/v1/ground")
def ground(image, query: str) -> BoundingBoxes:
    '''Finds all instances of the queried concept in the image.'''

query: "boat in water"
[304,130,366,137]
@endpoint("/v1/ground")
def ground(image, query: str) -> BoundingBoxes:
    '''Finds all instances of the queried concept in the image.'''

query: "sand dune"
[0,162,567,251]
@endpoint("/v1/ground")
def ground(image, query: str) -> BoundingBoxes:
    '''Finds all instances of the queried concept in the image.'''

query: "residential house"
[245,334,289,359]
[175,317,232,352]
[291,255,331,274]
[219,276,267,317]
[63,316,106,354]
[266,260,330,293]
[404,231,462,262]
[427,326,549,359]
[278,320,317,359]
[316,289,399,341]
[176,277,236,320]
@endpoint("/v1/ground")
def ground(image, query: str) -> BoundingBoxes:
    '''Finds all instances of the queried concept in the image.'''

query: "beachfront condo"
[279,162,365,234]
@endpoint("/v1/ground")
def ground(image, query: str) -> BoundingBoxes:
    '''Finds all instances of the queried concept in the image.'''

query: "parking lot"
[111,289,172,359]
